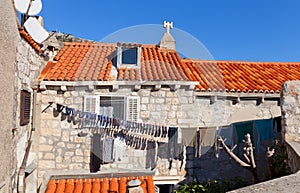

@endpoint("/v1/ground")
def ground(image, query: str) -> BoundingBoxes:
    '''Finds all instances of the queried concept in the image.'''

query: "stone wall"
[0,0,21,192]
[281,80,300,173]
[281,81,300,142]
[14,38,45,193]
[36,85,282,186]
[0,1,45,191]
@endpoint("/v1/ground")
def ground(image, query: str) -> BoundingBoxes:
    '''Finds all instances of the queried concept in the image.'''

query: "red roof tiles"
[140,45,188,81]
[19,28,43,54]
[38,42,300,92]
[42,42,114,81]
[45,176,155,193]
[38,43,188,82]
[183,59,300,92]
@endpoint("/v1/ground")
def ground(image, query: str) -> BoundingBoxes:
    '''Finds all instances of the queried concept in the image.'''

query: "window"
[100,96,126,119]
[84,95,140,121]
[20,90,31,126]
[122,48,137,64]
[116,45,141,67]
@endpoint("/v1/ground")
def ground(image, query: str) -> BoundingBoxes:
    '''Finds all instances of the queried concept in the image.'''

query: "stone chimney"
[159,21,175,50]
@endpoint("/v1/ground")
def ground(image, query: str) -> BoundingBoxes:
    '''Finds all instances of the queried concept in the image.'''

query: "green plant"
[174,177,248,193]
[272,142,291,178]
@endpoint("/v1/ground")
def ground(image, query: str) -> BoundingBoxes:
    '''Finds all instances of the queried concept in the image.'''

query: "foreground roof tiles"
[19,28,43,54]
[45,176,155,193]
[38,42,300,93]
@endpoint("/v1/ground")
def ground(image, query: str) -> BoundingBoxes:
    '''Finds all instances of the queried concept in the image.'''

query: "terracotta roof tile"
[39,42,300,92]
[19,28,43,54]
[45,176,155,193]
[39,42,114,81]
[182,59,300,92]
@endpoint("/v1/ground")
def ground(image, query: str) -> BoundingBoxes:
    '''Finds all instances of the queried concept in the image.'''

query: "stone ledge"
[228,171,300,193]
[286,140,300,158]
[285,140,300,173]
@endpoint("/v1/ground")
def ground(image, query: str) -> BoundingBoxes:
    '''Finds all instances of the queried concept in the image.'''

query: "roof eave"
[37,80,199,92]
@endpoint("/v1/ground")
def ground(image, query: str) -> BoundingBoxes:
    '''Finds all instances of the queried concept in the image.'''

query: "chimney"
[159,21,175,50]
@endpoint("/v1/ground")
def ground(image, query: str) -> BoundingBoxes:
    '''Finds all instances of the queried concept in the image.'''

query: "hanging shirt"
[254,118,274,153]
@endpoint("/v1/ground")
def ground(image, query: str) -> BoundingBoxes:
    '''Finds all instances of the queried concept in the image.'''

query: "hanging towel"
[198,127,217,156]
[234,122,254,145]
[255,119,274,153]
[200,127,217,147]
[182,128,197,147]
[99,138,114,164]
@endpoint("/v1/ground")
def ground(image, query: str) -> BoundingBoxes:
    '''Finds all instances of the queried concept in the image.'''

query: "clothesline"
[43,102,169,142]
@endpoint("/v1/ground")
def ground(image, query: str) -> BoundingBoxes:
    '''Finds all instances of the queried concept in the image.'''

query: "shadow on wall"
[181,117,283,185]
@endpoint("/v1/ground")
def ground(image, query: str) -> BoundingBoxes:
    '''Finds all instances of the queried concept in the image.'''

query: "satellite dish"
[24,17,49,43]
[14,0,42,16]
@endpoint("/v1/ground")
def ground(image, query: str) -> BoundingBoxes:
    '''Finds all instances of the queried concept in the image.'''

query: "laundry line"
[42,101,169,142]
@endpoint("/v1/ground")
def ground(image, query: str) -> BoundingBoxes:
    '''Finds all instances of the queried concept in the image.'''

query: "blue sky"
[39,0,300,62]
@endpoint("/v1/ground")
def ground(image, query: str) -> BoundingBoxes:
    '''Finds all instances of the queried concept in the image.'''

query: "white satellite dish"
[14,0,42,16]
[24,17,49,43]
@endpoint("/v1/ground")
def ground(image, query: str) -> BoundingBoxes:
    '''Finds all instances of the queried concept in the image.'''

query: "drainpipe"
[17,90,37,193]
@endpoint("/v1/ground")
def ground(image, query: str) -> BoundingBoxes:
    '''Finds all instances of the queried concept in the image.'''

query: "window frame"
[116,46,141,68]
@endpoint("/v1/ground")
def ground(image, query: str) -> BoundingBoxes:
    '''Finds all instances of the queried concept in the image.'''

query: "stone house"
[30,23,300,193]
[2,1,300,191]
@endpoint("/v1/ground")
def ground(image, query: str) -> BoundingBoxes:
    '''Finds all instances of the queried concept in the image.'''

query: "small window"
[83,95,139,121]
[116,45,141,68]
[20,90,31,126]
[122,48,137,64]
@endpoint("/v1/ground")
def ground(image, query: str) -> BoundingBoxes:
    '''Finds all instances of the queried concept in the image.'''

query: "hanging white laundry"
[113,136,126,162]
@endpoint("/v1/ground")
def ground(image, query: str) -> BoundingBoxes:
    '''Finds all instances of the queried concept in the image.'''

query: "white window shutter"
[126,96,140,121]
[83,96,100,113]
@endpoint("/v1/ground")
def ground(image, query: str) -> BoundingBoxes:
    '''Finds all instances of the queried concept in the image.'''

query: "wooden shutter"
[126,96,140,121]
[20,90,31,126]
[83,96,99,113]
